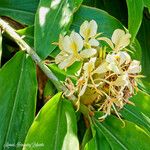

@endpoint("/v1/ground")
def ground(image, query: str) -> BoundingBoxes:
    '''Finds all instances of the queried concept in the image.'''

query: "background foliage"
[0,0,150,150]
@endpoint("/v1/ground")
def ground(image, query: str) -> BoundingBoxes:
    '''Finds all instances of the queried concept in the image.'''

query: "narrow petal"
[63,35,72,53]
[55,51,68,64]
[111,29,125,45]
[117,51,131,65]
[83,57,96,74]
[89,20,98,38]
[80,48,97,58]
[71,31,83,52]
[79,81,88,96]
[79,20,89,39]
[89,38,99,46]
[113,75,127,87]
[98,37,114,49]
[108,63,120,74]
[128,60,141,74]
[106,53,116,64]
[94,62,108,74]
[112,29,131,51]
[58,34,64,50]
[58,55,75,69]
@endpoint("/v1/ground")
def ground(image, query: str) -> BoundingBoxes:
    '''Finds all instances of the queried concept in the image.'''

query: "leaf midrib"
[54,101,62,150]
[3,55,25,147]
[124,107,150,130]
[93,118,128,150]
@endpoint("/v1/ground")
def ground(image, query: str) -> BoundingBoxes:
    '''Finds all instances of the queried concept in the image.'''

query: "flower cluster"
[55,20,141,120]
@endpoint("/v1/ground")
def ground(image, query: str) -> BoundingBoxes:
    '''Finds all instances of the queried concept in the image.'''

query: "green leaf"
[82,127,111,150]
[137,15,150,83]
[71,5,123,38]
[120,90,150,133]
[126,0,150,41]
[24,93,79,150]
[92,114,150,150]
[0,29,2,67]
[0,0,39,25]
[35,0,83,59]
[43,79,56,98]
[17,26,34,47]
[48,64,78,83]
[0,51,37,149]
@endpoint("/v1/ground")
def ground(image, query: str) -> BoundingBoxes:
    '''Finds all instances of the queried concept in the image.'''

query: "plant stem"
[0,18,64,90]
[0,18,90,116]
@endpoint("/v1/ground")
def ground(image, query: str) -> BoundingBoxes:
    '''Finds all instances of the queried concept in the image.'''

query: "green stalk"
[0,18,90,117]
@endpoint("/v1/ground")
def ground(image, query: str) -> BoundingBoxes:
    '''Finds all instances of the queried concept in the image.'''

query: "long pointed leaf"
[0,51,37,149]
[24,93,79,150]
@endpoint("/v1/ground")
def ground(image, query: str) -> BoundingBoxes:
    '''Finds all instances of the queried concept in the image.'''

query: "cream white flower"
[80,20,98,40]
[98,29,131,52]
[78,57,96,96]
[111,29,131,51]
[127,60,141,74]
[106,51,131,74]
[80,20,99,47]
[55,31,83,69]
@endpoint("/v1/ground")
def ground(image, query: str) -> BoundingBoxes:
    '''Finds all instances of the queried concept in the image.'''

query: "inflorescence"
[55,20,142,120]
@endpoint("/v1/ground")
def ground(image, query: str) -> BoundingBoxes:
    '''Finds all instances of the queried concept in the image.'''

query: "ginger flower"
[78,57,96,97]
[55,30,97,69]
[55,31,83,69]
[94,51,131,75]
[98,29,131,52]
[80,20,99,57]
[54,19,142,122]
[111,29,131,51]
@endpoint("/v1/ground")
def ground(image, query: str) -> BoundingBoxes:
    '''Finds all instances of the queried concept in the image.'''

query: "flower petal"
[55,51,68,64]
[58,34,64,50]
[117,51,131,65]
[83,57,96,74]
[89,38,99,46]
[80,48,97,58]
[63,35,72,53]
[113,75,127,87]
[71,31,83,52]
[128,60,141,74]
[89,20,98,38]
[58,55,75,69]
[111,29,125,45]
[111,29,131,51]
[94,62,108,74]
[79,81,88,96]
[106,53,116,64]
[79,20,98,39]
[79,20,89,39]
[108,63,120,74]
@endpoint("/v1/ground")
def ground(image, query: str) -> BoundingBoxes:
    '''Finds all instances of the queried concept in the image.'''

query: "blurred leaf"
[96,0,128,26]
[0,0,39,25]
[82,0,97,7]
[0,51,37,149]
[0,29,2,66]
[35,0,83,59]
[17,26,34,47]
[137,15,150,83]
[24,93,79,150]
[126,0,150,41]
[92,114,150,150]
